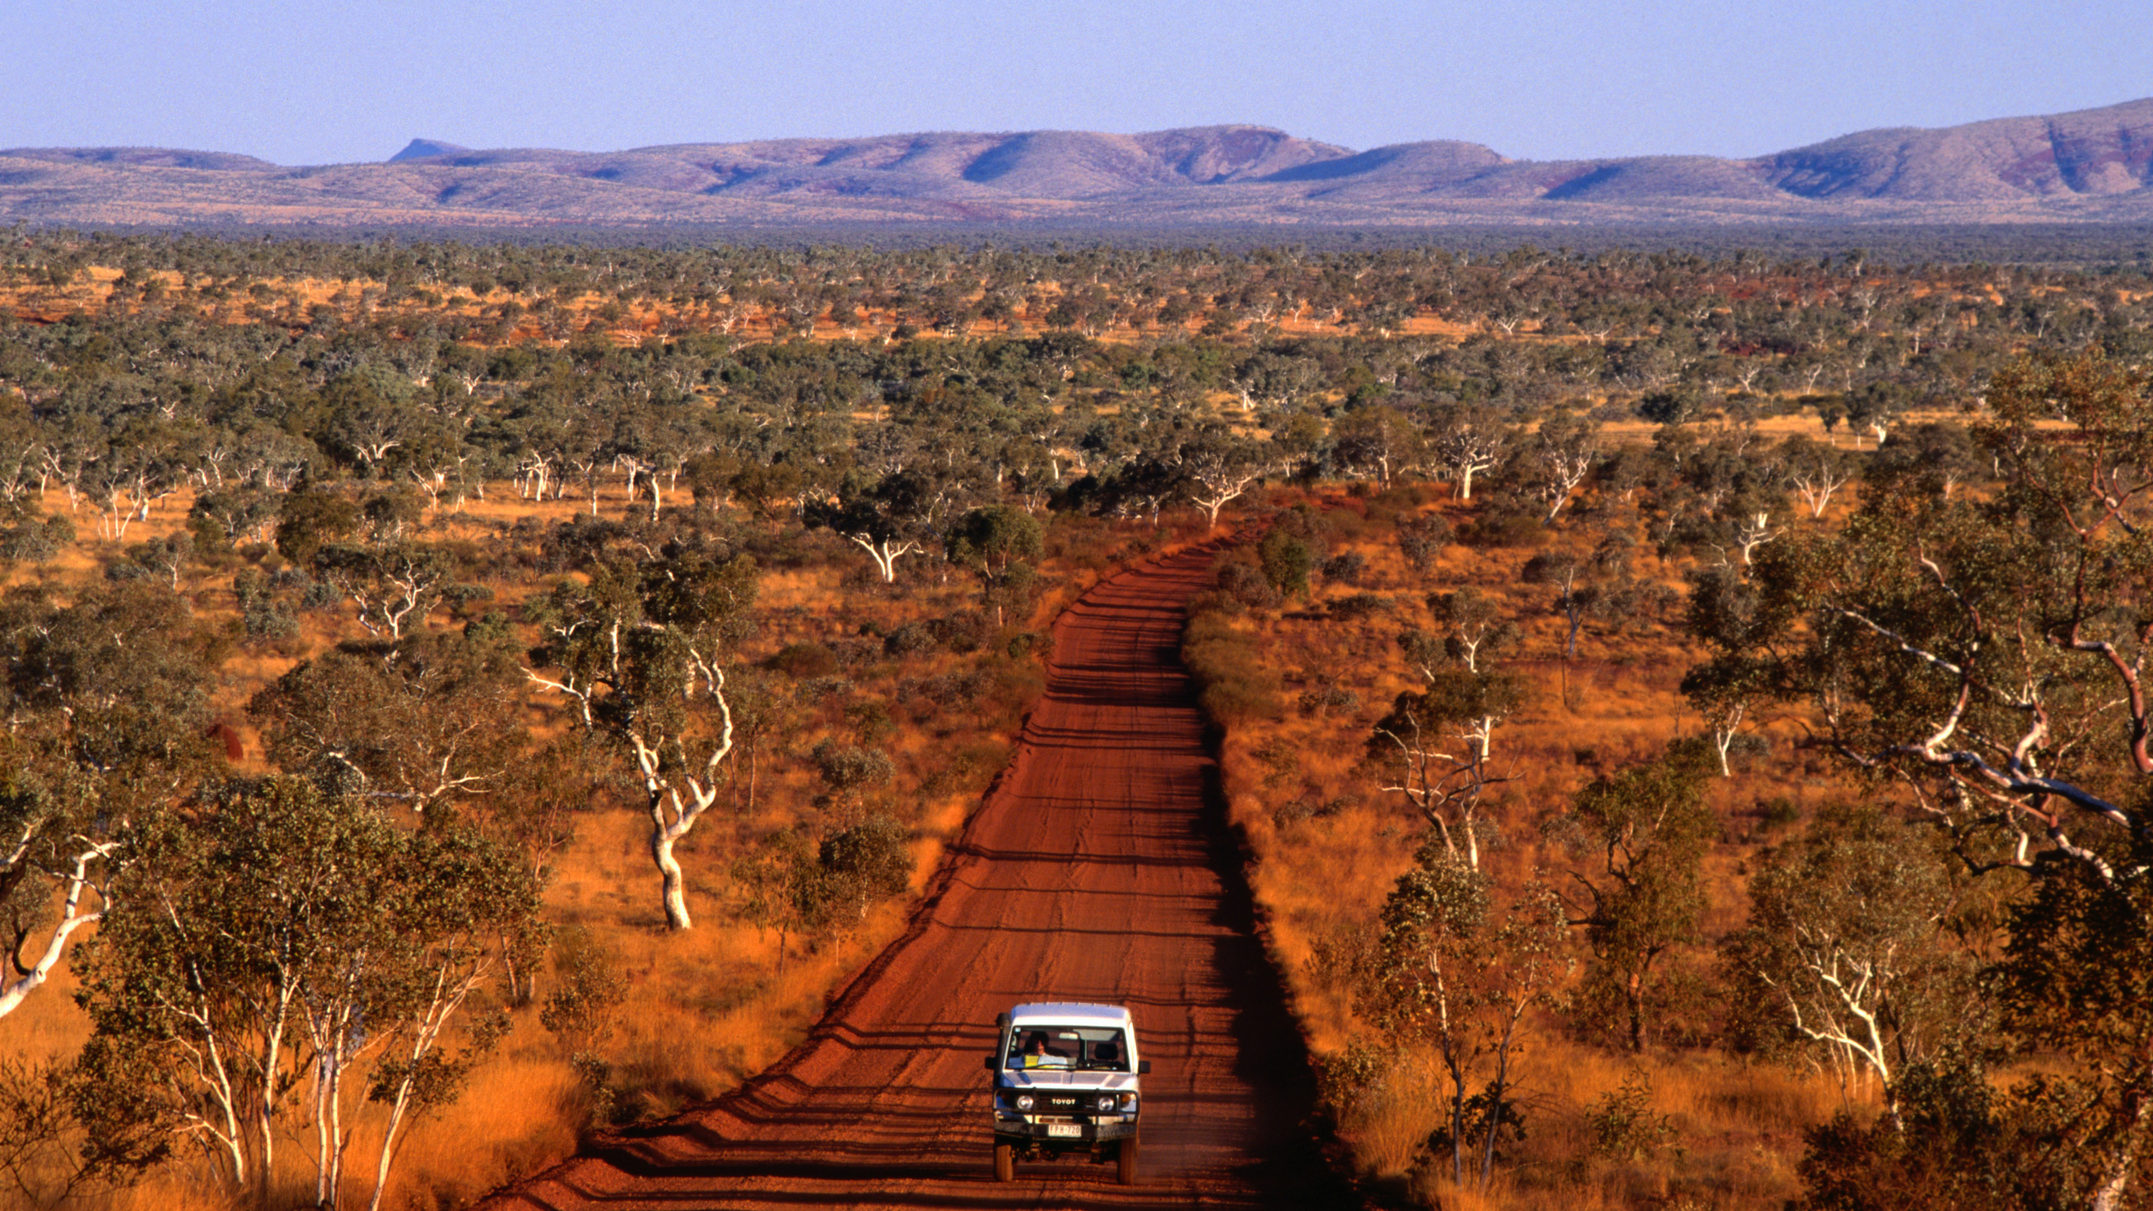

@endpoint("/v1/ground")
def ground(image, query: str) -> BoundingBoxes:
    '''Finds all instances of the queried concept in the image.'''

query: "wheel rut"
[488,542,1350,1210]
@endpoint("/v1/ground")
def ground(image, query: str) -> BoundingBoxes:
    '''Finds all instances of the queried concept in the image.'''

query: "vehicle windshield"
[1005,1026,1129,1071]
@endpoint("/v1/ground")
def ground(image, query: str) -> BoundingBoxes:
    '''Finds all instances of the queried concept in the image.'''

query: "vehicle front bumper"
[992,1115,1139,1143]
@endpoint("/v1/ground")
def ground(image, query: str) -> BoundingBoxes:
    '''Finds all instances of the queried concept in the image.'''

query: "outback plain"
[0,228,2146,1211]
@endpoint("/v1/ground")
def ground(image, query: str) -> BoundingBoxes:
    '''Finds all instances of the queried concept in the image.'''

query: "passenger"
[1092,1039,1122,1070]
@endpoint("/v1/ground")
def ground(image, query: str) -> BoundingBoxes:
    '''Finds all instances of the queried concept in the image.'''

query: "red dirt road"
[492,544,1348,1210]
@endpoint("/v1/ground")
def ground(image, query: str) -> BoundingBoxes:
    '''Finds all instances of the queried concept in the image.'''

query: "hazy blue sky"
[4,0,2149,164]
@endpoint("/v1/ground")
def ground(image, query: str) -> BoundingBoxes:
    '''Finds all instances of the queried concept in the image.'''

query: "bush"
[1395,514,1452,578]
[767,642,840,679]
[1258,529,1314,599]
[0,515,71,564]
[1585,1071,1676,1161]
[1329,592,1385,620]
[1320,551,1368,586]
[541,925,625,1054]
[926,611,992,654]
[1796,1055,2068,1211]
[1455,502,1548,549]
[818,814,914,920]
[882,621,936,656]
[1215,561,1280,611]
[1183,612,1282,724]
[1314,1042,1391,1130]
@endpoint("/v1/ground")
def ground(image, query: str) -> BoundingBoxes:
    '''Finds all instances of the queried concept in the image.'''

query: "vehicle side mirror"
[984,1056,997,1071]
[1138,1059,1152,1074]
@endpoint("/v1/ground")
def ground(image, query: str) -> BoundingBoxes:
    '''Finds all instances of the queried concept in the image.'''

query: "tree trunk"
[1627,972,1647,1052]
[651,810,692,930]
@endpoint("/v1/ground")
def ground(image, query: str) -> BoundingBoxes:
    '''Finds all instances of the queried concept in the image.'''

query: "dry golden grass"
[1197,483,1871,1209]
[0,473,1187,1210]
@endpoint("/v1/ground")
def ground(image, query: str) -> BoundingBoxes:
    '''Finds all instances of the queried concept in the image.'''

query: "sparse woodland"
[0,230,2147,1209]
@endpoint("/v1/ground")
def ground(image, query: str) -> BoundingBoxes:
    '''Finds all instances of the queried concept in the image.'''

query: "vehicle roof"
[1007,1002,1134,1029]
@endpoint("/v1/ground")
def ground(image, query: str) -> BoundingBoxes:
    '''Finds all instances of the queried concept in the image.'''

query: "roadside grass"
[0,476,1184,1210]
[1192,482,1859,1209]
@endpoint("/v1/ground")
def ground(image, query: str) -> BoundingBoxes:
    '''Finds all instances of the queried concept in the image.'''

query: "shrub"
[1455,502,1548,549]
[1320,551,1368,586]
[1215,561,1280,610]
[767,642,840,679]
[1395,514,1452,579]
[818,814,914,920]
[1314,1042,1391,1130]
[882,621,936,656]
[1183,612,1282,724]
[1330,592,1385,620]
[1258,529,1314,599]
[1586,1071,1676,1161]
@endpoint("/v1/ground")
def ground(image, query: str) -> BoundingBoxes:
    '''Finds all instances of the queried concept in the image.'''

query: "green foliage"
[1585,1071,1677,1161]
[541,923,626,1127]
[947,505,1044,625]
[274,482,360,565]
[817,813,914,920]
[1257,528,1314,599]
[1547,743,1716,1051]
[1720,803,1978,1079]
[1393,512,1452,581]
[73,777,542,1197]
[1794,1053,2124,1211]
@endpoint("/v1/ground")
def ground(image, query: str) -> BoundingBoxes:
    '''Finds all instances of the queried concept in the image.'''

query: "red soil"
[486,544,1349,1209]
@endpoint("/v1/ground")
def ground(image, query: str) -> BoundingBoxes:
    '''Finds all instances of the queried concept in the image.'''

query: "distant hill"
[5,100,2153,229]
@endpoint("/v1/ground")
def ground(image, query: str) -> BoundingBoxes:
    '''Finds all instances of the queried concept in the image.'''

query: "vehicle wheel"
[1116,1134,1139,1185]
[994,1141,1014,1183]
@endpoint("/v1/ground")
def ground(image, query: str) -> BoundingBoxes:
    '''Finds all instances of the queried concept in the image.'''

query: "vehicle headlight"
[1014,1094,1034,1112]
[1095,1093,1117,1112]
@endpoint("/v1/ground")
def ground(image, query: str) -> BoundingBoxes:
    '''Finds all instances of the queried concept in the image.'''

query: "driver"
[1019,1030,1071,1069]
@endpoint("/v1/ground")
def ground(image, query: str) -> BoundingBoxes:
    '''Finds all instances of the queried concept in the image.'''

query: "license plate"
[1045,1124,1081,1138]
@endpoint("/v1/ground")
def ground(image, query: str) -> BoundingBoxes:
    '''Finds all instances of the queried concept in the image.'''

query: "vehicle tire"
[1116,1134,1139,1186]
[994,1141,1014,1183]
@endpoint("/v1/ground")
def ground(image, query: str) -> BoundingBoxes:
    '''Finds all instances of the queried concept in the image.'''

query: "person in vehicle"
[1018,1031,1070,1069]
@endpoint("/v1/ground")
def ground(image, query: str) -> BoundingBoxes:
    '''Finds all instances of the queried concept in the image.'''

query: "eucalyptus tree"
[248,629,530,814]
[73,778,539,1209]
[1425,402,1512,501]
[804,468,958,583]
[946,505,1043,628]
[1724,352,2153,1208]
[311,541,456,641]
[1371,601,1525,872]
[1520,414,1601,524]
[1721,804,1973,1122]
[1545,744,1716,1052]
[1328,404,1423,487]
[0,582,214,1021]
[1353,853,1570,1189]
[1777,434,1859,520]
[524,539,757,930]
[1175,422,1273,529]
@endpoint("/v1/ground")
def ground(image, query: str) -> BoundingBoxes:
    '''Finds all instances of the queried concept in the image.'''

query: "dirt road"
[493,544,1348,1209]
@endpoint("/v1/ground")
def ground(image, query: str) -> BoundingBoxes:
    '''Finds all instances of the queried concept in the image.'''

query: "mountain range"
[4,98,2152,229]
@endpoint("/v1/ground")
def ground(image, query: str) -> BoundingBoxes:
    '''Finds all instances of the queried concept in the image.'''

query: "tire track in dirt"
[489,542,1351,1210]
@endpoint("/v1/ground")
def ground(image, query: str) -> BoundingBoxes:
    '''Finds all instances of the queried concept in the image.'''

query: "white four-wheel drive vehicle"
[985,1002,1149,1184]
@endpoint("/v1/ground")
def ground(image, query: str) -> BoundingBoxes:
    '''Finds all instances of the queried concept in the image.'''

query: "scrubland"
[1187,478,1956,1210]
[0,233,2148,1210]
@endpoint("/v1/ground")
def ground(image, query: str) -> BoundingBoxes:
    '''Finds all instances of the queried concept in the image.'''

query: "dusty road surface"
[493,544,1350,1210]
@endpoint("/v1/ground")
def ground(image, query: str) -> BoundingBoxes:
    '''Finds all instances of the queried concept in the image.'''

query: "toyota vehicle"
[984,1002,1148,1184]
